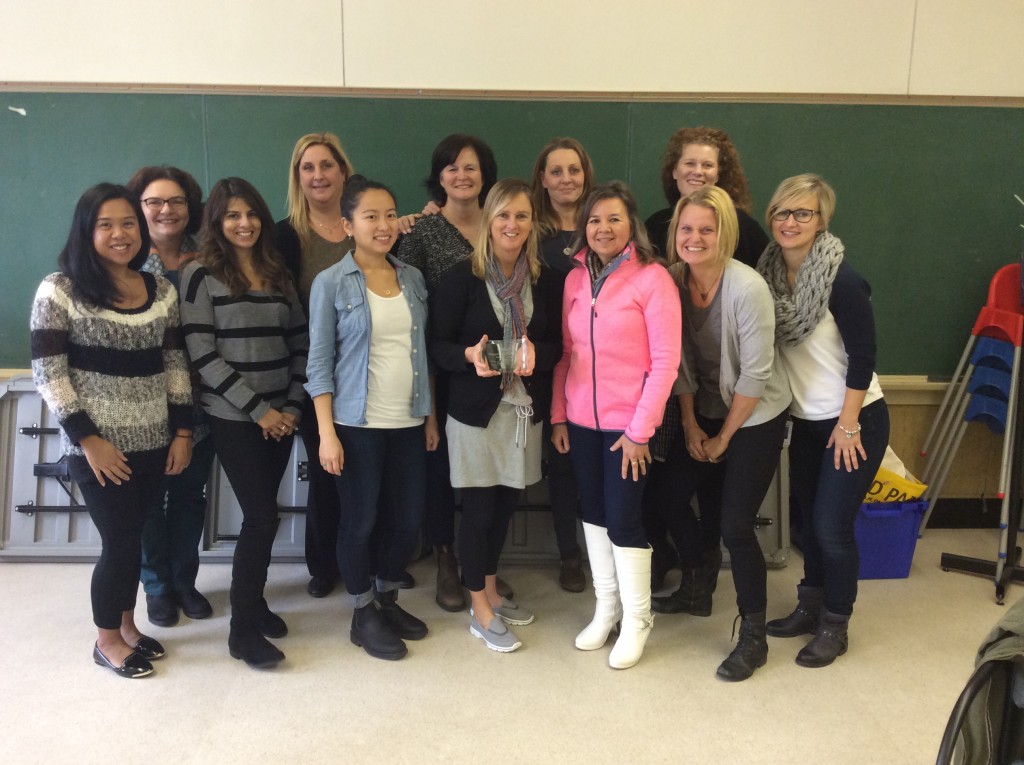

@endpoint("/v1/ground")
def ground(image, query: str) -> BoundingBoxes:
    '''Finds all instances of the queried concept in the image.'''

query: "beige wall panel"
[910,0,1024,97]
[0,0,345,87]
[344,0,917,94]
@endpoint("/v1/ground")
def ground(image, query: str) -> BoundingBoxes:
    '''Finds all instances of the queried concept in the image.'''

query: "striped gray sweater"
[30,272,193,481]
[179,261,308,424]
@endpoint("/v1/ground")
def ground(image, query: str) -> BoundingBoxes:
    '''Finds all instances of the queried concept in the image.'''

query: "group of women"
[29,124,887,681]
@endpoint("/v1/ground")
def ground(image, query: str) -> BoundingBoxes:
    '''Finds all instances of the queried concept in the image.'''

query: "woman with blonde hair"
[758,174,888,668]
[654,185,790,681]
[430,178,563,652]
[275,132,355,599]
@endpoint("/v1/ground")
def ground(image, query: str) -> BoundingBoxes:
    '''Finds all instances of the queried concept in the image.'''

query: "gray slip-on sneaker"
[492,598,535,626]
[469,614,522,653]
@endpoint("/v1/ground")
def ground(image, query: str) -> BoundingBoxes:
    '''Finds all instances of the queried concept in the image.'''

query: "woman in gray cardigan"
[651,185,791,682]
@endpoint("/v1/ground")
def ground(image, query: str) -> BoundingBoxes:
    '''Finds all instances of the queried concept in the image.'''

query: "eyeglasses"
[771,208,818,223]
[141,196,188,210]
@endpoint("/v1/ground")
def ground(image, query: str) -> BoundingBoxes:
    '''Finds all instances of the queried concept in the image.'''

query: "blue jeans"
[332,423,426,604]
[567,424,647,549]
[790,399,890,615]
[139,435,216,595]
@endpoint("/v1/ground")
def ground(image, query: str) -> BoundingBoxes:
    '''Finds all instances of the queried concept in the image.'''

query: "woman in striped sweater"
[31,183,193,679]
[179,178,309,670]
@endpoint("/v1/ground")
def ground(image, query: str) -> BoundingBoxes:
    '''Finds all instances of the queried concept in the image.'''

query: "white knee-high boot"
[609,544,654,669]
[575,522,622,651]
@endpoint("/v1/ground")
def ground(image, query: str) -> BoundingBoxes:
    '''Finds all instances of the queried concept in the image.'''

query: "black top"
[829,261,878,390]
[429,259,563,427]
[539,231,577,278]
[644,206,769,269]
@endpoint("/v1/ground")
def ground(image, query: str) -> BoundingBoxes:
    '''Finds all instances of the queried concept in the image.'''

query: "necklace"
[115,275,143,306]
[690,268,724,303]
[312,215,344,232]
[559,231,574,257]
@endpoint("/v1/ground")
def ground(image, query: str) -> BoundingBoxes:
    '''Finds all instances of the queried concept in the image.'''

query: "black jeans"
[423,373,457,548]
[79,468,166,629]
[209,416,292,628]
[790,399,890,615]
[332,423,426,602]
[543,419,580,559]
[459,485,520,592]
[300,396,342,582]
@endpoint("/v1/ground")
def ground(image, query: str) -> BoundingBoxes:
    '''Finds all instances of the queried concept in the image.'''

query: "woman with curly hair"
[642,126,771,598]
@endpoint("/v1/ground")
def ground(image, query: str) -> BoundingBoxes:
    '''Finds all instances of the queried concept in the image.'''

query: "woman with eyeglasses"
[642,126,769,600]
[654,186,790,682]
[126,166,216,629]
[757,174,889,668]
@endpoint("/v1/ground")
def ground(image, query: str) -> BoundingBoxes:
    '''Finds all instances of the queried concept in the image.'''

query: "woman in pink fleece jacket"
[551,181,681,669]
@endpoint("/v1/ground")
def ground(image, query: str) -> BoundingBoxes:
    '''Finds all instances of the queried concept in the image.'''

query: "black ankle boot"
[767,585,822,638]
[229,625,285,669]
[351,602,408,660]
[795,608,849,668]
[650,542,679,592]
[257,598,288,639]
[652,568,696,614]
[716,612,768,682]
[376,589,428,640]
[700,546,722,595]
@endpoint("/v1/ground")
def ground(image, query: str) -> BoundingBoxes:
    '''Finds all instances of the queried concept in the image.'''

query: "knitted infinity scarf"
[757,231,844,346]
[485,252,529,390]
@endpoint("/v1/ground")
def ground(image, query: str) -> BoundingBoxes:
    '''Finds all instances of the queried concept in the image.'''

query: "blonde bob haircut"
[285,132,355,249]
[765,173,836,231]
[667,186,739,269]
[529,137,595,238]
[471,178,541,284]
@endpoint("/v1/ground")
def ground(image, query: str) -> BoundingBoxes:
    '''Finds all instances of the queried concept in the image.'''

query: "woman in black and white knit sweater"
[31,183,193,679]
[180,177,308,671]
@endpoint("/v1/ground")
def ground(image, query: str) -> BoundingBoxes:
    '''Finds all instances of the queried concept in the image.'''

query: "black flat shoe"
[177,588,213,620]
[146,593,179,628]
[399,570,415,589]
[93,643,154,679]
[132,635,166,660]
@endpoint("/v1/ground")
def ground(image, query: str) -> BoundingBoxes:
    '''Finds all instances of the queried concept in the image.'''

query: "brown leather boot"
[435,545,466,612]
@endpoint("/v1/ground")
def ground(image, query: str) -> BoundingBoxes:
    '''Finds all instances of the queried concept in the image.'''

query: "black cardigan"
[430,258,563,428]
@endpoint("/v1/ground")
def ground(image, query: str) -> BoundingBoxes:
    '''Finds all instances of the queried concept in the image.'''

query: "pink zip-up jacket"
[551,244,681,443]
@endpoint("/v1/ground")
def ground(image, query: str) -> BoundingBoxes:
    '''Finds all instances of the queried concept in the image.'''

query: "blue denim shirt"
[305,251,432,424]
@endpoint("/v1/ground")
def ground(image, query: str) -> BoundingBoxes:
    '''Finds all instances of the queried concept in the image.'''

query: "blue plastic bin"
[855,500,927,579]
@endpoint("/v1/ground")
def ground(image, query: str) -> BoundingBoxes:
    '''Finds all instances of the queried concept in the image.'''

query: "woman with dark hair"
[528,137,595,592]
[275,132,355,599]
[125,165,215,628]
[306,175,437,660]
[431,178,562,652]
[759,174,889,668]
[642,126,770,592]
[31,183,193,678]
[180,177,308,670]
[551,181,681,670]
[397,133,505,613]
[654,186,791,682]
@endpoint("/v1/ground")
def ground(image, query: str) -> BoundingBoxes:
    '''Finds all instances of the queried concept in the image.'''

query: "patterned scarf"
[757,231,844,346]
[485,252,530,390]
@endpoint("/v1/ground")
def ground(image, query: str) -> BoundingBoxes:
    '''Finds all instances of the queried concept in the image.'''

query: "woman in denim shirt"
[306,176,438,661]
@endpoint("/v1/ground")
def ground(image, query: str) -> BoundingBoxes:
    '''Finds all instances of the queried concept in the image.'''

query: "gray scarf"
[485,252,529,390]
[757,231,844,346]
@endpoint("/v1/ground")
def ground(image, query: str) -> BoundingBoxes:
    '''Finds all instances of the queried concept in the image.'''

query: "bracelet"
[838,423,861,439]
[173,433,192,440]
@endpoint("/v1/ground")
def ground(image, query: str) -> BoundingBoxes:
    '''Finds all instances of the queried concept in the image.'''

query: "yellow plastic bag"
[864,446,928,503]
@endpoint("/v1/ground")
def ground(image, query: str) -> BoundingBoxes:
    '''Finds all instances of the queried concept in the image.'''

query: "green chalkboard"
[2,92,1021,374]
